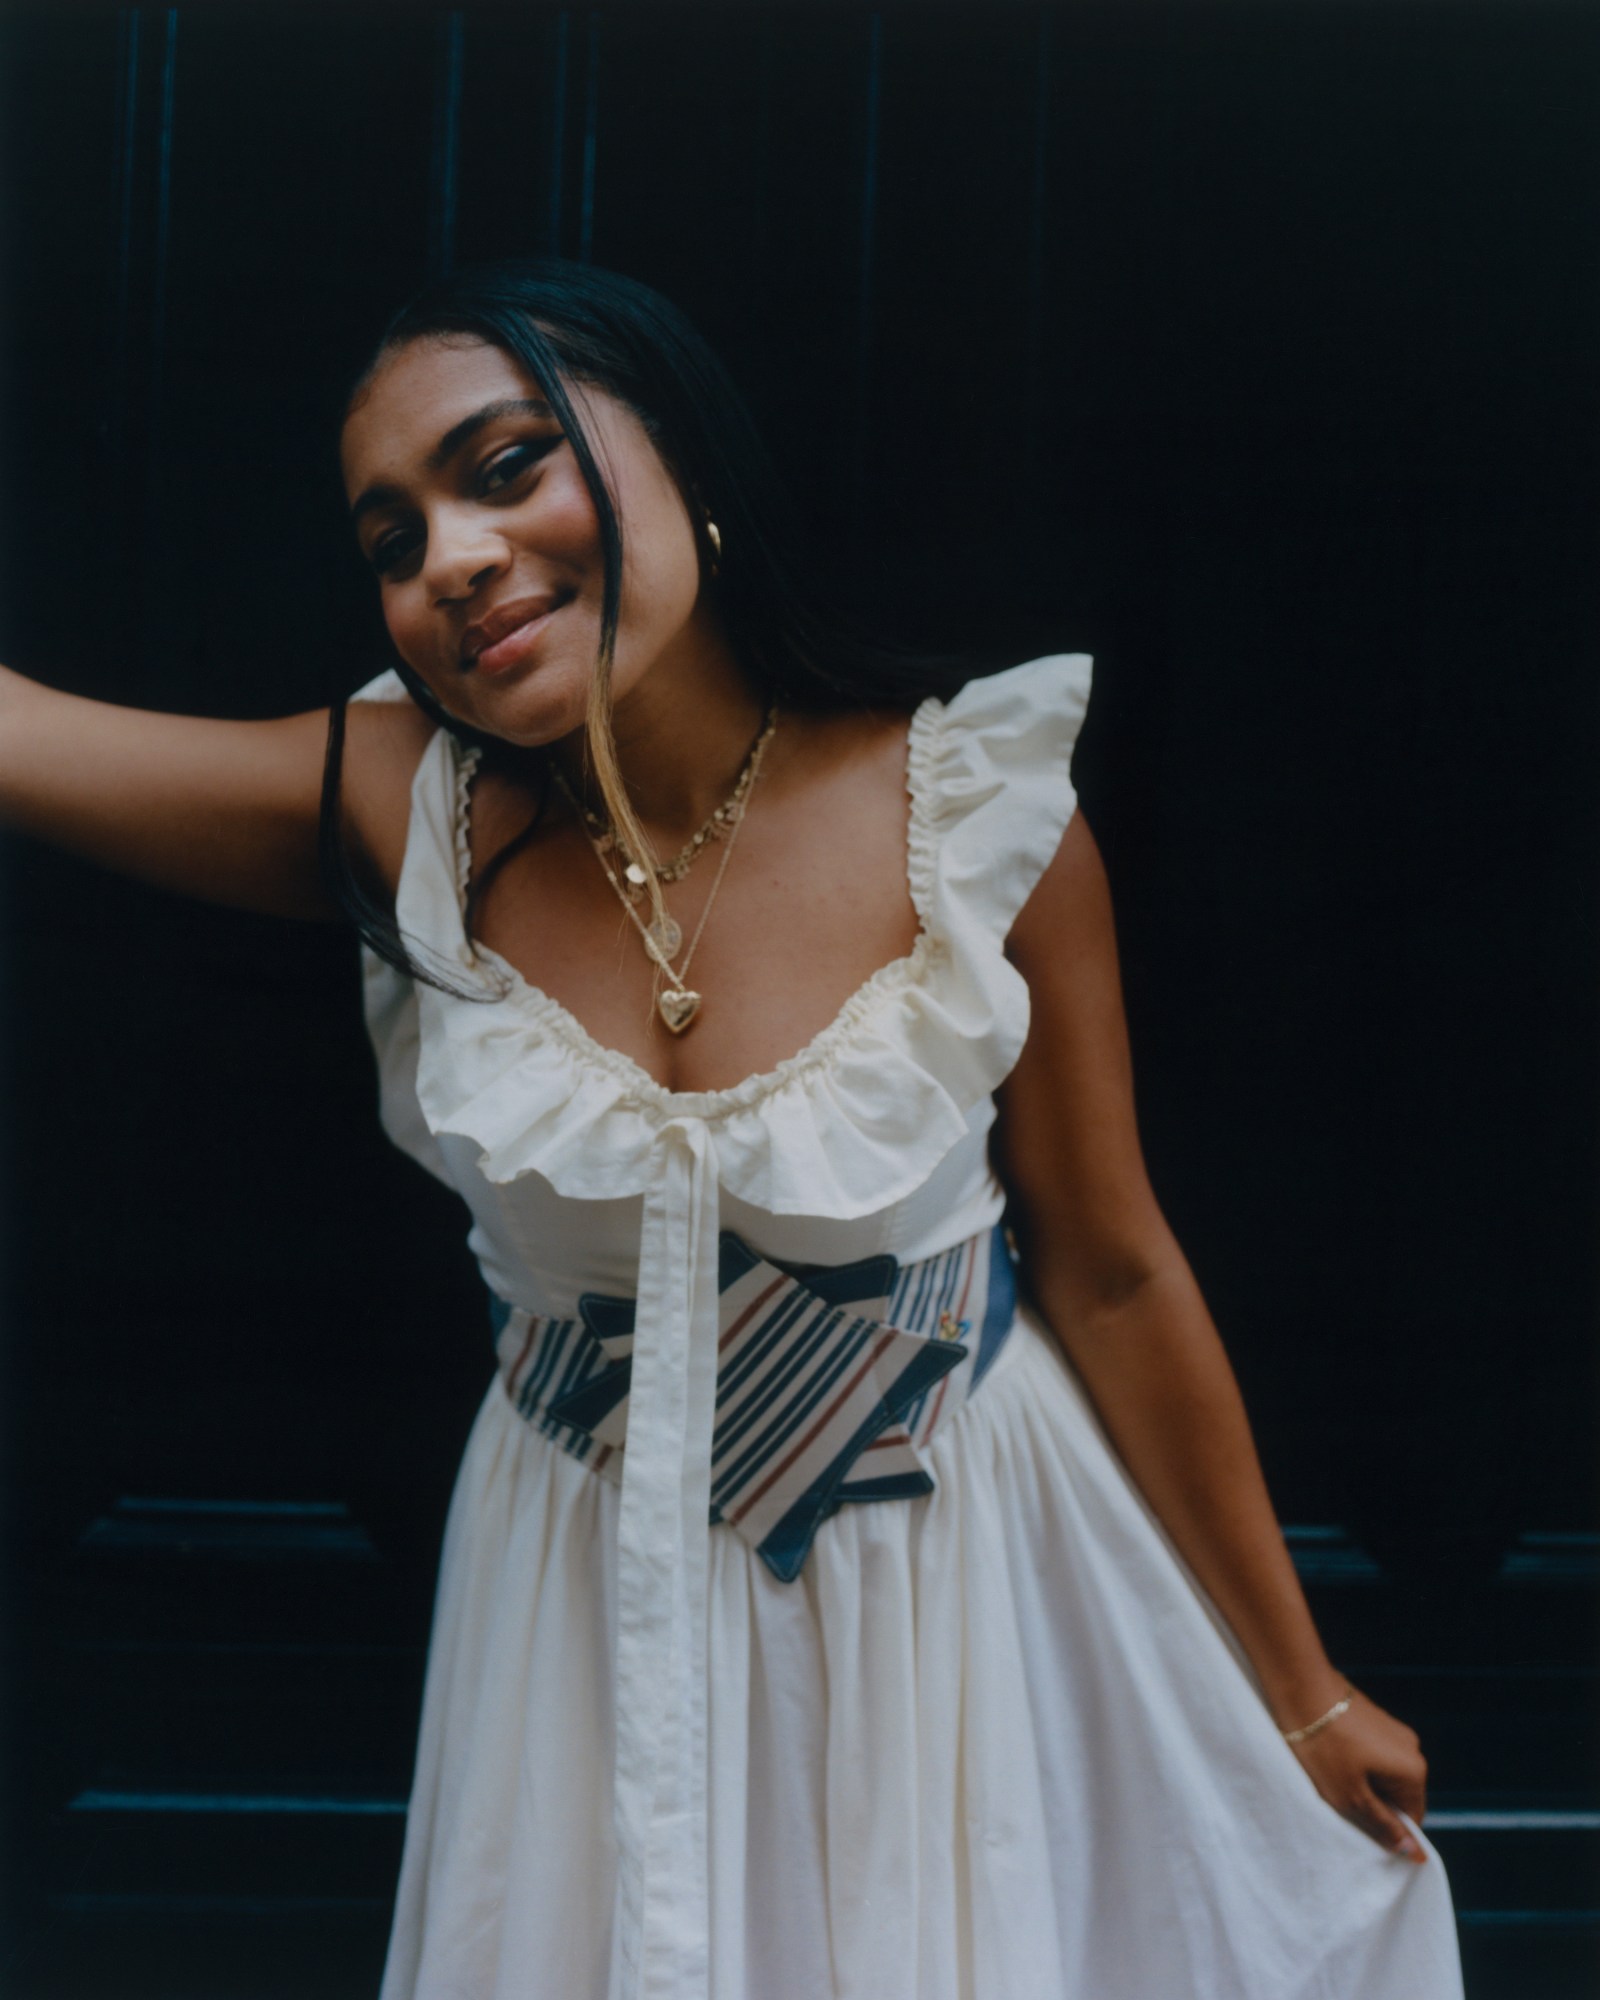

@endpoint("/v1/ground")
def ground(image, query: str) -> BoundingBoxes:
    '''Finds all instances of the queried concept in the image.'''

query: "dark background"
[0,2,1596,1995]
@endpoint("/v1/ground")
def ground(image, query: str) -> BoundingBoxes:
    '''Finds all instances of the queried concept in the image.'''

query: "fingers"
[1346,1782,1425,1862]
[1369,1717,1429,1828]
[1374,1760,1428,1829]
[1290,1690,1431,1862]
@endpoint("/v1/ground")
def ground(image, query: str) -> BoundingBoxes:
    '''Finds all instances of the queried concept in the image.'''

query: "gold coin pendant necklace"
[557,707,777,1035]
[568,713,775,870]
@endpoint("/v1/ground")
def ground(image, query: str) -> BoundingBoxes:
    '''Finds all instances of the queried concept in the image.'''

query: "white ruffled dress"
[357,655,1463,2000]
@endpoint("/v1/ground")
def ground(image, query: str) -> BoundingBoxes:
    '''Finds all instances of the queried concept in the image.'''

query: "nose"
[423,503,510,605]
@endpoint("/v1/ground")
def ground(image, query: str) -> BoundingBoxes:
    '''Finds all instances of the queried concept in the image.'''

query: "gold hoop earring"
[705,517,722,577]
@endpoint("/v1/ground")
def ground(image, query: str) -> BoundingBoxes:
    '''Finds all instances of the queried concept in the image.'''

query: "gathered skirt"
[378,1309,1463,2000]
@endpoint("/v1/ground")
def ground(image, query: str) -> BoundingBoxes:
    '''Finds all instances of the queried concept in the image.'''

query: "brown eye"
[478,437,559,495]
[369,525,422,578]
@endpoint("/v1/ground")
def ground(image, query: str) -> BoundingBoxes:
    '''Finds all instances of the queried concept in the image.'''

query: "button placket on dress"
[612,1118,719,1999]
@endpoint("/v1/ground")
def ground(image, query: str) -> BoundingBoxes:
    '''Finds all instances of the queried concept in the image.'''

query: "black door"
[2,5,1597,1994]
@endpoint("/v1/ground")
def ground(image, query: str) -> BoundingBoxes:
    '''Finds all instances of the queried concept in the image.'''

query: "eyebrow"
[349,396,556,525]
[428,395,554,469]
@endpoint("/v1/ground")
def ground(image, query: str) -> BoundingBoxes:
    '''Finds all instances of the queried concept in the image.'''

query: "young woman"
[0,261,1462,1998]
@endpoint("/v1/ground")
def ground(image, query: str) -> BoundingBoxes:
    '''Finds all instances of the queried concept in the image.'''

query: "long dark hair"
[321,257,967,985]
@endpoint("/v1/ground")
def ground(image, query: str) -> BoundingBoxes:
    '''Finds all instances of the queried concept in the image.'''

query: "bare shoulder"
[766,702,921,876]
[340,693,437,895]
[775,701,917,794]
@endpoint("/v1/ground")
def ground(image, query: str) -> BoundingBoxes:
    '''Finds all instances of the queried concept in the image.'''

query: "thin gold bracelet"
[1281,1680,1355,1746]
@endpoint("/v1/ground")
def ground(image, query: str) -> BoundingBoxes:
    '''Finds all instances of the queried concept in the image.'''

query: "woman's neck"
[556,616,769,844]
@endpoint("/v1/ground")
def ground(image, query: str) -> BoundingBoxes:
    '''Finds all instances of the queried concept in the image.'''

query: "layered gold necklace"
[555,706,778,1035]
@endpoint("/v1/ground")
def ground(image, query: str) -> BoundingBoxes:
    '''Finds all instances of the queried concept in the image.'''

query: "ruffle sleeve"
[348,671,460,1190]
[910,648,1092,943]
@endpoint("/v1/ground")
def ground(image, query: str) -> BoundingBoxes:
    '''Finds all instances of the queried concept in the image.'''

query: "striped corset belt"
[488,1221,1019,1582]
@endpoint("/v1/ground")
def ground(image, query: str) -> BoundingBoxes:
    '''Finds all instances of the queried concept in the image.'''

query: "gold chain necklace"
[566,706,778,892]
[554,716,777,1034]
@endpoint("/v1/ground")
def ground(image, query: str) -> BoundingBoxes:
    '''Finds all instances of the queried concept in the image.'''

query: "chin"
[460,660,591,751]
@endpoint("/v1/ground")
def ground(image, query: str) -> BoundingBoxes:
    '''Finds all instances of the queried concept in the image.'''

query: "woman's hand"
[1285,1685,1430,1861]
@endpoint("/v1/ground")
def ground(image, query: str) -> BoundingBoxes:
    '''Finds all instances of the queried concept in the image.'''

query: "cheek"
[379,588,432,669]
[642,532,702,636]
[539,463,605,567]
[376,587,473,715]
[617,495,700,624]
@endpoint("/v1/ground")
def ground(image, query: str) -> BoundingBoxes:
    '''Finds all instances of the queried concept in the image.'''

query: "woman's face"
[340,333,708,747]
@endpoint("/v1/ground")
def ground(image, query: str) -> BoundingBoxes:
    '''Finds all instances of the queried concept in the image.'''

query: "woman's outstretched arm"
[0,664,428,917]
[994,811,1429,1860]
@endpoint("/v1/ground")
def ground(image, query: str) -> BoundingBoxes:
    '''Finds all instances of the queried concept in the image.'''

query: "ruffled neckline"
[440,698,948,1124]
[391,653,1092,1211]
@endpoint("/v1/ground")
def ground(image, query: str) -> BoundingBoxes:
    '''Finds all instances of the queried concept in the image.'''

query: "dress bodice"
[356,651,1092,1998]
[361,653,1089,1281]
[420,1105,999,1313]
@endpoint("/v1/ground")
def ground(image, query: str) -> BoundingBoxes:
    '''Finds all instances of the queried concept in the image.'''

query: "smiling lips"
[461,592,571,676]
